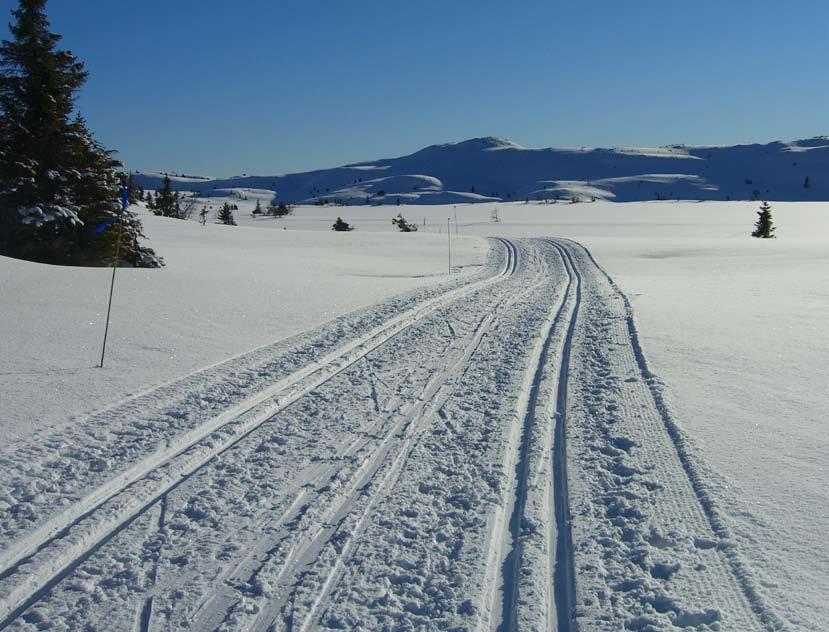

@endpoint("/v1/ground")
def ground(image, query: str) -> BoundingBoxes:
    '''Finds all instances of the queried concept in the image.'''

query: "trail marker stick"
[99,185,128,368]
[447,217,452,274]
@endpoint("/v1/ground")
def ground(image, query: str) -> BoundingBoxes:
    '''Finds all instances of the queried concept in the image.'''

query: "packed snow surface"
[1,199,827,630]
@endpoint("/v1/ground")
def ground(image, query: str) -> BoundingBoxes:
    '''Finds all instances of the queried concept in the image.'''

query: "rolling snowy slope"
[133,135,829,204]
[0,205,485,443]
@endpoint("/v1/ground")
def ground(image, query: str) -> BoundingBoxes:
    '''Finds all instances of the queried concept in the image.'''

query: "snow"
[0,204,485,444]
[133,134,829,205]
[18,204,80,227]
[464,200,829,630]
[571,212,829,630]
[1,198,827,629]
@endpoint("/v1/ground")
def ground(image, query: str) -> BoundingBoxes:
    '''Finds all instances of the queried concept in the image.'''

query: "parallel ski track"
[280,244,563,632]
[547,240,580,632]
[569,239,785,631]
[482,239,578,632]
[257,308,499,632]
[0,240,518,630]
[190,305,503,631]
[226,242,548,632]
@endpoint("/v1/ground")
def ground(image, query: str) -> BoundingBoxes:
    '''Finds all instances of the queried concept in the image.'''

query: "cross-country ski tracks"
[480,239,578,632]
[184,265,544,632]
[300,238,776,631]
[0,238,778,631]
[0,242,519,629]
[164,241,546,632]
[0,239,510,563]
[303,240,571,630]
[559,238,779,631]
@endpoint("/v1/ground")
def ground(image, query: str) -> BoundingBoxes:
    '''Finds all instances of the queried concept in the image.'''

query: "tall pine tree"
[0,0,161,266]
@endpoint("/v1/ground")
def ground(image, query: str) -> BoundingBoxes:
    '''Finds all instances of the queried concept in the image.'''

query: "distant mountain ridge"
[133,136,829,204]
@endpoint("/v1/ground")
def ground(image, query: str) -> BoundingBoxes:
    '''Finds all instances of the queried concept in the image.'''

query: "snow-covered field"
[0,205,485,442]
[1,199,826,630]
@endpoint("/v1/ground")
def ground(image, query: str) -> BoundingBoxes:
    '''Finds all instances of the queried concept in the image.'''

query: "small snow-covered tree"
[332,217,353,231]
[392,213,417,232]
[252,199,262,216]
[217,202,236,226]
[268,201,291,217]
[752,201,776,238]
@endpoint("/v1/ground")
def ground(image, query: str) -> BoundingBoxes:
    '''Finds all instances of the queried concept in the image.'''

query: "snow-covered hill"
[133,135,829,204]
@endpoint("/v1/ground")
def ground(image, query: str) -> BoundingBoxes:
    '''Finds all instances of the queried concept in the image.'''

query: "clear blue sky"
[2,0,827,175]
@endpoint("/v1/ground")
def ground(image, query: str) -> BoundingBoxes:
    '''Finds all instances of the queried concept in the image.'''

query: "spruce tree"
[392,213,417,232]
[217,202,236,226]
[126,174,142,204]
[332,217,354,231]
[752,201,776,238]
[267,201,291,217]
[0,0,160,266]
[149,176,179,217]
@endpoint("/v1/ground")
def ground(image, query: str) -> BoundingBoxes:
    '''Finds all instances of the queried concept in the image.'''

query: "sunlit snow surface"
[1,199,827,629]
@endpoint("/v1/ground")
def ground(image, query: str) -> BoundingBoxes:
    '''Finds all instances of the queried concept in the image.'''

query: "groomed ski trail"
[481,239,578,632]
[0,242,517,629]
[0,238,778,631]
[558,238,781,631]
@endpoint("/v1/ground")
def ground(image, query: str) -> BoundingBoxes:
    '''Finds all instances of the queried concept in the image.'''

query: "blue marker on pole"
[94,218,117,234]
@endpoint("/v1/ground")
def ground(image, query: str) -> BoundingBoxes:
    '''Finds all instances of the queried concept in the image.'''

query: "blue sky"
[2,0,828,175]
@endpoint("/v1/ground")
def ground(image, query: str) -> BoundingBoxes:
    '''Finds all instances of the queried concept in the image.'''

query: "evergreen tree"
[126,174,142,204]
[267,201,291,217]
[752,201,776,238]
[804,176,811,189]
[217,202,236,226]
[149,175,179,217]
[69,121,160,266]
[392,212,417,232]
[332,217,354,231]
[0,0,160,266]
